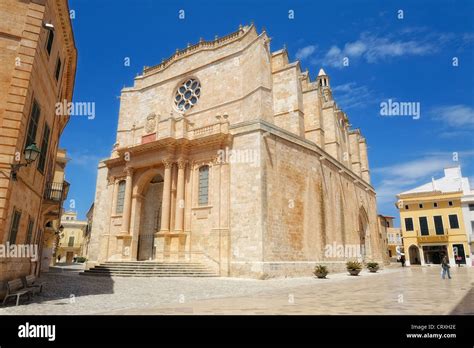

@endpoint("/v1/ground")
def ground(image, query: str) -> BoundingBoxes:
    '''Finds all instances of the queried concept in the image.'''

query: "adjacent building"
[56,211,87,263]
[460,191,474,262]
[88,24,385,278]
[396,166,472,266]
[0,0,77,284]
[82,203,94,259]
[378,215,402,262]
[40,147,69,271]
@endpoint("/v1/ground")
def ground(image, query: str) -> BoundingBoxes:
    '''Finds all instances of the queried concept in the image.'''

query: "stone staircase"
[80,261,219,277]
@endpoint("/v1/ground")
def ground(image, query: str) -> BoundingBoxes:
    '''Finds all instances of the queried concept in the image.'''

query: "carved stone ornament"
[323,88,332,102]
[145,113,157,134]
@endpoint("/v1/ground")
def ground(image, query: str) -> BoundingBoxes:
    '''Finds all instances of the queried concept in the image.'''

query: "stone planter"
[314,272,328,279]
[348,269,361,276]
[368,266,379,273]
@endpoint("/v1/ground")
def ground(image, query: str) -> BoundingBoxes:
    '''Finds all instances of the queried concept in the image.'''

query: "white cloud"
[321,32,436,68]
[295,45,316,60]
[298,29,474,69]
[331,82,375,110]
[344,41,367,57]
[68,152,105,170]
[373,151,474,207]
[374,157,453,181]
[431,104,474,128]
[373,155,455,205]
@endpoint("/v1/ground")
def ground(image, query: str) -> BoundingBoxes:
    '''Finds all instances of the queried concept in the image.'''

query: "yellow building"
[56,211,87,263]
[396,166,472,267]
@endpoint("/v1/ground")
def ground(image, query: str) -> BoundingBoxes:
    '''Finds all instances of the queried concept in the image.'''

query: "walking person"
[400,254,406,267]
[441,254,451,279]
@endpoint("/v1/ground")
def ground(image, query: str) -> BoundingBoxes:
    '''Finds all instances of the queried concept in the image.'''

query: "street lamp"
[11,143,41,180]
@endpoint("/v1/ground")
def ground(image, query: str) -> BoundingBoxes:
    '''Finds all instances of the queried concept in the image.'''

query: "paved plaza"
[0,265,472,315]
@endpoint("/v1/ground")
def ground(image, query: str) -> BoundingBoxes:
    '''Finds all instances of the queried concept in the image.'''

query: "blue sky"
[62,0,474,225]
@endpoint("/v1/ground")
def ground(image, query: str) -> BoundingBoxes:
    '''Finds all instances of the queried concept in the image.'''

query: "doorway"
[422,245,448,264]
[408,245,421,265]
[453,244,466,265]
[138,174,163,260]
[66,252,74,264]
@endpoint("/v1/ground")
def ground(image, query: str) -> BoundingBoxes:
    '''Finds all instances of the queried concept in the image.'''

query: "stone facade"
[0,0,76,284]
[88,24,385,278]
[56,211,87,264]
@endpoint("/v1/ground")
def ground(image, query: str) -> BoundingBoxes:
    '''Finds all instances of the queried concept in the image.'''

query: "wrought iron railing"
[43,181,69,202]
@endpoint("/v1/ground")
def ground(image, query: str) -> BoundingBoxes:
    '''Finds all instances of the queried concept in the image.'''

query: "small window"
[116,180,126,214]
[434,202,438,208]
[68,236,74,247]
[45,29,54,56]
[448,201,453,206]
[404,218,414,231]
[405,205,409,210]
[419,217,429,236]
[198,165,209,206]
[433,216,444,235]
[37,123,51,173]
[9,209,22,244]
[468,204,474,211]
[55,57,62,81]
[25,100,41,150]
[419,204,423,209]
[449,214,459,229]
[25,217,34,244]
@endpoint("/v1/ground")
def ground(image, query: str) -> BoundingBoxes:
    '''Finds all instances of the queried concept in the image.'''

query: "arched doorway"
[358,207,369,261]
[137,174,164,260]
[408,245,421,265]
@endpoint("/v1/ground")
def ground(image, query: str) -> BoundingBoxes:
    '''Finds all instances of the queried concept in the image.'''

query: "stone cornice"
[143,24,255,76]
[230,119,376,193]
[54,0,77,103]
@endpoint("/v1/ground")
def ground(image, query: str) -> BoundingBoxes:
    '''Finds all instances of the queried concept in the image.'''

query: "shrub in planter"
[367,262,379,273]
[313,265,329,279]
[346,261,362,276]
[76,256,87,263]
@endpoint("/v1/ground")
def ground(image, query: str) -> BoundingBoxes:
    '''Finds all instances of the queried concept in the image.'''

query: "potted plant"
[346,261,362,276]
[367,262,379,273]
[313,265,329,279]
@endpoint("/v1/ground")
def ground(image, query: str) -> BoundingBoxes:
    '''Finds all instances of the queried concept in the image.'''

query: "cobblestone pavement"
[0,266,472,315]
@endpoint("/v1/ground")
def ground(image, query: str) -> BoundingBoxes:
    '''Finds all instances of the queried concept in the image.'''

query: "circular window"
[174,78,201,112]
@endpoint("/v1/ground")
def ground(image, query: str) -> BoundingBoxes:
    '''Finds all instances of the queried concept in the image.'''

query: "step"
[81,270,217,274]
[103,262,204,265]
[96,265,206,269]
[80,261,218,277]
[84,269,216,274]
[80,273,218,277]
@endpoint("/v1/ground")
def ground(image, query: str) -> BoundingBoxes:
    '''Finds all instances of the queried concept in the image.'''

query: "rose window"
[174,78,201,112]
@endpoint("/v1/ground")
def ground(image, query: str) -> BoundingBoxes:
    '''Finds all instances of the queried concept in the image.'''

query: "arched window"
[198,165,209,206]
[116,180,126,214]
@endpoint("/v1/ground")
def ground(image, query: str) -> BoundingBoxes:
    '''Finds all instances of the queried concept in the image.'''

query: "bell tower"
[316,68,330,88]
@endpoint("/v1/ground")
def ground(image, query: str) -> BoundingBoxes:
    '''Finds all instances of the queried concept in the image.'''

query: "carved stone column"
[160,159,172,232]
[121,167,134,234]
[174,159,186,232]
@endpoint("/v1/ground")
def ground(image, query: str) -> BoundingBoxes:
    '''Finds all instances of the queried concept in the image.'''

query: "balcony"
[416,229,449,243]
[138,117,230,147]
[43,181,70,203]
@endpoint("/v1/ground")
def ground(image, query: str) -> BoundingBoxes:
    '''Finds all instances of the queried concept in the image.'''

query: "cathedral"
[87,24,385,277]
